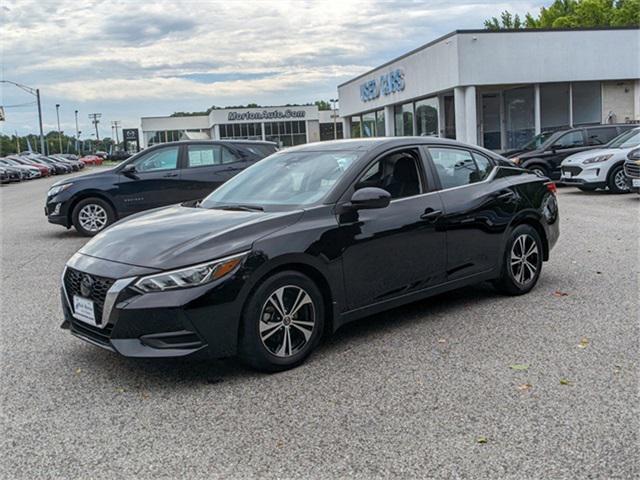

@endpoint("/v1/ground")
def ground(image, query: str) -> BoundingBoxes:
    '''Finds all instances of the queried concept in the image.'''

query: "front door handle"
[163,172,179,178]
[420,209,442,221]
[496,190,516,201]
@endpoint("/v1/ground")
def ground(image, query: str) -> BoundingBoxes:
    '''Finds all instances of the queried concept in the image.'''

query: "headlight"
[133,252,248,293]
[583,154,613,164]
[628,148,640,161]
[48,183,73,197]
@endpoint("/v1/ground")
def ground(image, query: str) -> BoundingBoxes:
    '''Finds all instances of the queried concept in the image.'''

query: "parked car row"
[0,153,103,184]
[508,124,640,194]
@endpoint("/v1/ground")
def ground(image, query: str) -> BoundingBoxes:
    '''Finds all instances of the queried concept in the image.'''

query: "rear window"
[240,144,278,158]
[586,127,618,146]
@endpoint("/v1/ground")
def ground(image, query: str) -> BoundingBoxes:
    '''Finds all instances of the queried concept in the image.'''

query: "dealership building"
[338,27,640,151]
[140,106,342,148]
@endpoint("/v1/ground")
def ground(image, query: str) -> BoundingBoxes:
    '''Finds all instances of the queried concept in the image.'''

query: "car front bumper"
[60,253,246,359]
[559,164,607,188]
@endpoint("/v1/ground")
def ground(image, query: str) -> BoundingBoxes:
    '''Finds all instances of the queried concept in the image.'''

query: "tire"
[528,165,548,178]
[577,185,597,192]
[607,164,630,194]
[238,271,325,372]
[71,197,115,237]
[494,224,543,296]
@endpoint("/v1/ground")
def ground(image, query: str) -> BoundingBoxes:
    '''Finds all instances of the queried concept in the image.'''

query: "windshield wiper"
[215,204,264,212]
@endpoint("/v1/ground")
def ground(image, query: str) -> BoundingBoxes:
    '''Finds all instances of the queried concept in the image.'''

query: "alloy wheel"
[78,204,108,233]
[510,233,539,286]
[614,169,629,192]
[259,285,316,358]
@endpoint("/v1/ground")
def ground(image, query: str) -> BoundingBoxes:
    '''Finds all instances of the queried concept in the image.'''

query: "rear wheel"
[528,165,548,178]
[494,225,543,295]
[71,198,115,237]
[607,164,630,194]
[238,271,324,372]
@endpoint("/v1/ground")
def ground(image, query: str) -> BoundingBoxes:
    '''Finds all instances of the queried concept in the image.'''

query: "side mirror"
[121,164,137,176]
[350,187,391,210]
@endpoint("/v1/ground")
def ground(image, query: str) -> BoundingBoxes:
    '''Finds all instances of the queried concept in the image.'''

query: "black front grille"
[70,319,114,346]
[64,268,115,324]
[562,166,583,176]
[624,162,640,179]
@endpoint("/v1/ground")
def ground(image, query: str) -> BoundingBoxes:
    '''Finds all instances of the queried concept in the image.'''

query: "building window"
[320,122,344,141]
[219,122,263,140]
[375,109,385,137]
[361,111,377,137]
[541,83,570,131]
[504,86,535,149]
[394,103,414,136]
[415,97,438,137]
[264,120,306,147]
[350,116,361,138]
[572,82,601,126]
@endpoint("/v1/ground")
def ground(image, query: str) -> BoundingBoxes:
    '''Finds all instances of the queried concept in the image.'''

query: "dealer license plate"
[73,296,97,326]
[633,179,640,187]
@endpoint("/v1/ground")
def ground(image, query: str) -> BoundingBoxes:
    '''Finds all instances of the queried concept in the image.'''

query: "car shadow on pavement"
[67,283,501,386]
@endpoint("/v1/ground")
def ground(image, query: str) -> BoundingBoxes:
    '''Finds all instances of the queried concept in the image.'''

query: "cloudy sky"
[1,0,542,138]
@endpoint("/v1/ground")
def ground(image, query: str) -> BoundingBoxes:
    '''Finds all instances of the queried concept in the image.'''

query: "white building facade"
[141,105,342,148]
[338,28,640,151]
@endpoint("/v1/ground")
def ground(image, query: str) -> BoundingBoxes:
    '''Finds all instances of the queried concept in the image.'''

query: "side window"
[187,145,221,168]
[587,127,618,146]
[222,147,240,164]
[133,146,179,172]
[429,147,482,189]
[554,130,585,149]
[356,149,422,199]
[472,152,494,181]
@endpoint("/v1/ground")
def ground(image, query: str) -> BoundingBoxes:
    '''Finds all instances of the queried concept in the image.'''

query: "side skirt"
[334,269,498,331]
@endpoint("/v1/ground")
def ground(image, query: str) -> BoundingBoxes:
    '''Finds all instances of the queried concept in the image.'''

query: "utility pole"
[88,113,101,141]
[111,120,121,150]
[55,104,62,153]
[330,98,338,140]
[74,110,79,153]
[15,130,20,153]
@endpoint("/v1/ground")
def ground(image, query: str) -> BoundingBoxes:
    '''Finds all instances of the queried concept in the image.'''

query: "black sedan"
[46,140,278,236]
[60,138,560,371]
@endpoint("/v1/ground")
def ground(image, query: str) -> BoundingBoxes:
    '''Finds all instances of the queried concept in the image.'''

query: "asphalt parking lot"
[1,170,638,479]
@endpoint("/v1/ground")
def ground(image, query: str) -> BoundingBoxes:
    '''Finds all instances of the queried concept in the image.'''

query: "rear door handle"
[420,209,442,221]
[163,172,179,178]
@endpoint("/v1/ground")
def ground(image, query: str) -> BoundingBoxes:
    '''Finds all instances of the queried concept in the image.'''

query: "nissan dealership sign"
[227,109,306,121]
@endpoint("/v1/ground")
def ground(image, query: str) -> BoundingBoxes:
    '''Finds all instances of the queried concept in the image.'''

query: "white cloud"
[1,0,543,135]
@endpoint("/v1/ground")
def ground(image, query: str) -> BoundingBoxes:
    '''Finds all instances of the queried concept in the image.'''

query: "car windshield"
[607,129,640,149]
[521,131,556,151]
[200,150,360,209]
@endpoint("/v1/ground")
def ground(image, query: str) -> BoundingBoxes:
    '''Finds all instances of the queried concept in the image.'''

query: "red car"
[79,155,103,166]
[8,156,52,176]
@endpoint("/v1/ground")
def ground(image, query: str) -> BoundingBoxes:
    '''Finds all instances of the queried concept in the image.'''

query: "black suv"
[46,140,277,236]
[508,124,636,179]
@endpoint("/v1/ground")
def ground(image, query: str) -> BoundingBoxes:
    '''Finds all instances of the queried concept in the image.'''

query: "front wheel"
[607,164,630,194]
[71,198,115,236]
[238,271,324,372]
[494,225,543,295]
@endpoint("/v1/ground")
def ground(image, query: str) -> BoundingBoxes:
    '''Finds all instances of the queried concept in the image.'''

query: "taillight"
[546,182,557,194]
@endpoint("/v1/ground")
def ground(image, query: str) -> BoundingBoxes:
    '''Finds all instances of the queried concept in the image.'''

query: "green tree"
[484,0,639,30]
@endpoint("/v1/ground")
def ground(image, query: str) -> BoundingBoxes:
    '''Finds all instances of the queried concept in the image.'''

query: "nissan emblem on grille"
[80,274,94,298]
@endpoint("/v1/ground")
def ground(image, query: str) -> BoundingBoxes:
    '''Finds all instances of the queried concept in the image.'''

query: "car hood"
[51,168,118,187]
[562,148,625,165]
[80,204,304,270]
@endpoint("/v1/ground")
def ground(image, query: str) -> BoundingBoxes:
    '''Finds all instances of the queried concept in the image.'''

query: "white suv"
[560,127,640,193]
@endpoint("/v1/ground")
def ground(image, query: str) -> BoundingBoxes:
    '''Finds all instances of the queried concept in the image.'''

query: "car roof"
[148,140,277,147]
[284,137,483,152]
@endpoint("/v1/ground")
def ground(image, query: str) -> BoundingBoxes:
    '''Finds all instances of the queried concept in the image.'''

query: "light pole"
[330,98,339,140]
[55,104,62,153]
[0,80,45,154]
[75,110,79,153]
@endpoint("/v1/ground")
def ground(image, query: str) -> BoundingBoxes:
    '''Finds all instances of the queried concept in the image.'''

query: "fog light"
[52,203,61,215]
